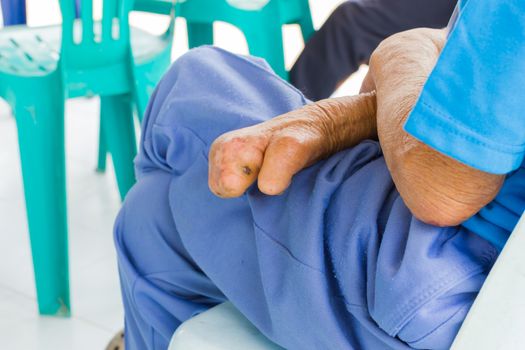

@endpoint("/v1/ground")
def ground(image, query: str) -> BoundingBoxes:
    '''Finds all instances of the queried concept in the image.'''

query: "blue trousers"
[115,47,497,350]
[290,0,457,100]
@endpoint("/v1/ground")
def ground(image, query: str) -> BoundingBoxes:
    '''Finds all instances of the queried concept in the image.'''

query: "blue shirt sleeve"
[404,0,525,174]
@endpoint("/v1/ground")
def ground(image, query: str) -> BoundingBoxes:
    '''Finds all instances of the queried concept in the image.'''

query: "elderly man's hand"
[209,94,377,197]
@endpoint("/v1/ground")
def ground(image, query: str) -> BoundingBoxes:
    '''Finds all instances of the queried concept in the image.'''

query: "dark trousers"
[290,0,457,100]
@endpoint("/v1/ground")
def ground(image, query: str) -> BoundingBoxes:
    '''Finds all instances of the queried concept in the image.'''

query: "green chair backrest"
[59,0,134,70]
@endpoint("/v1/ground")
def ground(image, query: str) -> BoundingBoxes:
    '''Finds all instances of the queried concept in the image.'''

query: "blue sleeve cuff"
[404,101,525,175]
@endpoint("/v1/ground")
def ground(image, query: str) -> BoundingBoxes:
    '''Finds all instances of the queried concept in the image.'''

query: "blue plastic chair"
[0,0,26,25]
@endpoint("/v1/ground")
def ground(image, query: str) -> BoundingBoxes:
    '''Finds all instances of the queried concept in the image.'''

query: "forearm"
[271,93,378,162]
[371,28,504,226]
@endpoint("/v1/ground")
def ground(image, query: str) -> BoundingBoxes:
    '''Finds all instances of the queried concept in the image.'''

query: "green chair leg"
[96,117,107,172]
[100,94,137,200]
[99,48,170,178]
[244,23,287,80]
[133,82,150,122]
[187,22,214,48]
[14,78,70,317]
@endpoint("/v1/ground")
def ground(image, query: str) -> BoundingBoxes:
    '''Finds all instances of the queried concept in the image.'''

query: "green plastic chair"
[175,0,314,79]
[0,0,173,316]
[96,0,174,172]
[97,0,314,170]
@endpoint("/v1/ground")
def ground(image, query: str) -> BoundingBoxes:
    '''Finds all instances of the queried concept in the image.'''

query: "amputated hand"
[209,93,377,198]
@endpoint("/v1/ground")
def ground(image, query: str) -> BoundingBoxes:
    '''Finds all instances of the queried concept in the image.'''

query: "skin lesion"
[242,165,253,176]
[208,92,378,198]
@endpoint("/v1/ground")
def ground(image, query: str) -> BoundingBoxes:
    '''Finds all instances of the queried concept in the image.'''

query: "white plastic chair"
[169,302,283,350]
[170,212,525,350]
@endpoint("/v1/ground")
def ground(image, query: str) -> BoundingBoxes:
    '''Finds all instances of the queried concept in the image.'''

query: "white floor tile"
[0,200,34,298]
[71,256,124,333]
[0,286,114,349]
[0,317,112,350]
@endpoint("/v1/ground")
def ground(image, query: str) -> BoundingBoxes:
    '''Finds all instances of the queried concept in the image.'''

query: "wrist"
[313,92,378,156]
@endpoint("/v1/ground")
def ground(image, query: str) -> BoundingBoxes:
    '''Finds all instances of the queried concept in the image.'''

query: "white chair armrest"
[452,212,525,350]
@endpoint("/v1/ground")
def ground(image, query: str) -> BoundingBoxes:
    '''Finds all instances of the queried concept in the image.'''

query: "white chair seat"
[169,302,284,350]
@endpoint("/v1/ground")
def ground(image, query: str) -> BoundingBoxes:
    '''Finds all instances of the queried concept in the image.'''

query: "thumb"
[257,135,314,195]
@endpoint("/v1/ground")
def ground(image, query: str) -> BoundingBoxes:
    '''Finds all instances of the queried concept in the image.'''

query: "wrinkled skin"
[209,28,504,226]
[209,93,377,197]
[368,28,503,226]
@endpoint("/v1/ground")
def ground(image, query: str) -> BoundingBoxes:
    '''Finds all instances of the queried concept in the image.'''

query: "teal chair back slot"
[60,0,132,66]
[59,0,135,97]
